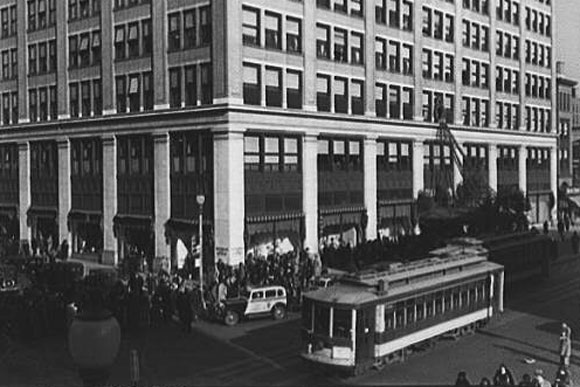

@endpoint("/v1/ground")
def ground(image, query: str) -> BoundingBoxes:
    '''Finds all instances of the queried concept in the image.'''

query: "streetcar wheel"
[272,304,286,320]
[224,310,239,326]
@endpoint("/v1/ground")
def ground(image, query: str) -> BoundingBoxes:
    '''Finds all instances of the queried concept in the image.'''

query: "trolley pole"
[196,195,206,309]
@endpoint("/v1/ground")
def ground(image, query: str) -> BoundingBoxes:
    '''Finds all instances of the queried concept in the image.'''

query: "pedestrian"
[559,323,572,367]
[572,231,580,255]
[479,377,492,386]
[558,219,566,241]
[455,371,471,387]
[565,215,571,233]
[519,374,533,387]
[534,369,552,387]
[553,365,572,387]
[544,220,550,234]
[493,363,516,386]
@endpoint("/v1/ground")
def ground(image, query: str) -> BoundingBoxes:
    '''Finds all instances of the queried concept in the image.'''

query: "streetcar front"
[301,296,356,370]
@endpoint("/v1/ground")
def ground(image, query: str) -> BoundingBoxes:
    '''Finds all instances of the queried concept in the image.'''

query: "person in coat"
[559,323,572,367]
[455,371,471,387]
[493,363,516,386]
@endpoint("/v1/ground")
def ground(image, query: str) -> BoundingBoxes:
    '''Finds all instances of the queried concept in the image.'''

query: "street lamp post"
[196,195,206,308]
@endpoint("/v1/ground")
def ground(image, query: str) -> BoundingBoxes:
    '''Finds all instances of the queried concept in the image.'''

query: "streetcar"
[300,240,504,375]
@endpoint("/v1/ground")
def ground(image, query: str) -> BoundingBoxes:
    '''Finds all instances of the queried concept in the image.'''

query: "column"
[213,0,242,104]
[550,145,558,218]
[303,134,319,253]
[412,140,425,198]
[152,0,169,110]
[213,129,245,266]
[56,0,69,119]
[454,0,464,125]
[303,0,317,111]
[16,1,29,123]
[154,133,171,260]
[518,145,527,193]
[363,137,377,241]
[101,0,114,115]
[57,139,71,252]
[412,0,424,121]
[498,270,505,313]
[453,142,464,190]
[489,0,498,128]
[488,144,498,192]
[364,0,376,117]
[18,142,31,246]
[102,136,118,265]
[518,0,527,130]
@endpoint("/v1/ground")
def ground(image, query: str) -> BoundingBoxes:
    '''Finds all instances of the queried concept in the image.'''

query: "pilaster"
[488,144,498,192]
[153,133,171,260]
[303,0,317,111]
[303,134,319,253]
[213,128,245,266]
[16,0,29,123]
[363,137,377,241]
[153,0,169,110]
[57,139,71,252]
[56,0,69,119]
[550,145,558,219]
[102,136,118,265]
[18,142,31,246]
[518,145,527,193]
[101,0,115,115]
[412,140,425,198]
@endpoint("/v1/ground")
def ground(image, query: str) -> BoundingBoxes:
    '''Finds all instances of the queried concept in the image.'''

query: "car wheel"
[272,304,286,320]
[224,310,239,326]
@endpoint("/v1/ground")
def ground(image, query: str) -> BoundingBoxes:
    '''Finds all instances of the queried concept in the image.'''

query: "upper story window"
[168,6,211,52]
[317,24,330,59]
[265,12,282,50]
[286,17,301,53]
[243,7,260,46]
[69,0,100,21]
[168,13,181,51]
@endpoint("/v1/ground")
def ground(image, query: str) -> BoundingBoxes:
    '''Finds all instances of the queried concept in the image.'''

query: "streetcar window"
[332,309,352,339]
[406,300,415,324]
[314,305,330,336]
[443,289,452,311]
[277,289,284,297]
[265,290,276,298]
[435,292,443,314]
[385,306,394,330]
[416,298,425,321]
[395,302,405,329]
[452,289,460,309]
[468,286,476,304]
[302,299,313,330]
[426,297,434,318]
[460,287,468,308]
[252,291,264,300]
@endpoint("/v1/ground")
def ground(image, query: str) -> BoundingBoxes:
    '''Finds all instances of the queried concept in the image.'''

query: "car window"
[265,290,276,298]
[252,291,264,300]
[277,289,284,297]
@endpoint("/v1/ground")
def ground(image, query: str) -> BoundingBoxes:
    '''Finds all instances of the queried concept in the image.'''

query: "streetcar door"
[356,307,375,362]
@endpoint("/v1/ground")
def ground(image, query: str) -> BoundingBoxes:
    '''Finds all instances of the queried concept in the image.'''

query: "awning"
[27,206,57,219]
[68,209,102,224]
[568,196,580,209]
[0,204,18,219]
[113,214,152,227]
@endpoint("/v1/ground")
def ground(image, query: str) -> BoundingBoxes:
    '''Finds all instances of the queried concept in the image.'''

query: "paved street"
[1,253,580,386]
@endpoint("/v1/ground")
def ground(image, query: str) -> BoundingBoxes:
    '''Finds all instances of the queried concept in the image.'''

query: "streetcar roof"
[304,260,503,306]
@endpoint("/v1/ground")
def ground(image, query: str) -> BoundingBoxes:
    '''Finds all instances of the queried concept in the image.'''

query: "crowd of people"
[454,363,573,387]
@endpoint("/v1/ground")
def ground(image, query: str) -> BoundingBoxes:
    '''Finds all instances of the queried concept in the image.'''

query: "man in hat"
[534,369,551,387]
